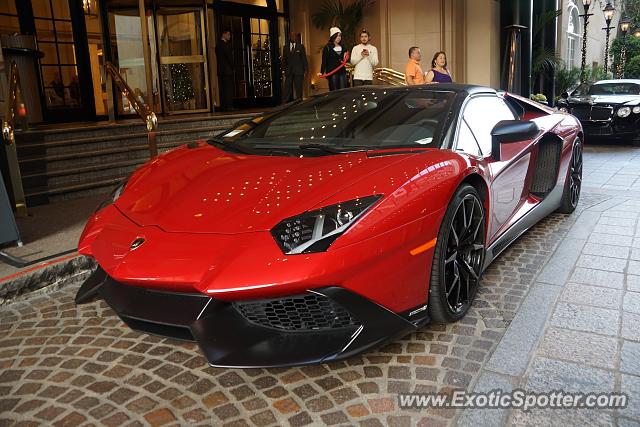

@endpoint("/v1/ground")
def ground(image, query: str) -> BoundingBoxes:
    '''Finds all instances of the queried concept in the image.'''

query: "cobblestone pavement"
[0,145,639,427]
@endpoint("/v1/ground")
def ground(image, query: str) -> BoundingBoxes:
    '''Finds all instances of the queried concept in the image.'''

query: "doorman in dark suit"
[215,29,234,111]
[282,32,308,103]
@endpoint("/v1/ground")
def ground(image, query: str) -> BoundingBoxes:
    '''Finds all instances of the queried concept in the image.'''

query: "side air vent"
[530,137,562,197]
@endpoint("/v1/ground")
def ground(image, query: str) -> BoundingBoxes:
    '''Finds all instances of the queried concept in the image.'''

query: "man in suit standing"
[215,29,234,111]
[282,32,308,103]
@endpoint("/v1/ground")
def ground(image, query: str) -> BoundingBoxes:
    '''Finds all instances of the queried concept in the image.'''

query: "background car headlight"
[618,107,631,118]
[559,107,568,113]
[271,195,382,254]
[633,106,640,114]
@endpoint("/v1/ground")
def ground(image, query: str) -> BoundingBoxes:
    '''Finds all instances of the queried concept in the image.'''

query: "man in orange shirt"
[405,46,425,85]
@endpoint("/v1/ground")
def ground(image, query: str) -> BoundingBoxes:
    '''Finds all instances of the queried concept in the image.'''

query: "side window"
[462,96,517,156]
[456,119,481,156]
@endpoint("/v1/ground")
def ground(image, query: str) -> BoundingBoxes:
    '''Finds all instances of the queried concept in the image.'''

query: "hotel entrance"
[103,1,210,117]
[212,0,288,109]
[0,0,290,125]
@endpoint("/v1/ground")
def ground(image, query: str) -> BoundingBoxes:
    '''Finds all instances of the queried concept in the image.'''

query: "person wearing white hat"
[319,27,348,91]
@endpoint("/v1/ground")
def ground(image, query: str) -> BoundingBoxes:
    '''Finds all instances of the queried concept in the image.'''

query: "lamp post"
[579,0,593,83]
[602,2,615,75]
[619,17,631,78]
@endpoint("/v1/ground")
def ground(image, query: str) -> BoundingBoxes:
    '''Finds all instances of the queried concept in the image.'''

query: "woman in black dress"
[319,27,348,91]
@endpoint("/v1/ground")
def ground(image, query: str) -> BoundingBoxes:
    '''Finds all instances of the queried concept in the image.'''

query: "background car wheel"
[428,184,486,323]
[557,138,582,214]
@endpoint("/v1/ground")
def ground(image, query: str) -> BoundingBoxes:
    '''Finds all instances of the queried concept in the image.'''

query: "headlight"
[633,106,640,114]
[559,107,568,113]
[271,195,382,254]
[95,178,129,212]
[618,107,631,118]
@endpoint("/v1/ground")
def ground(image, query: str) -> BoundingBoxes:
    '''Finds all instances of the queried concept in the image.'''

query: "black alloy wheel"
[558,138,582,214]
[429,185,486,323]
[569,141,583,207]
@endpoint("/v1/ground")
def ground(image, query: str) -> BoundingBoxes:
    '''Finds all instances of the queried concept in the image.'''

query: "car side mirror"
[561,92,569,99]
[490,120,540,161]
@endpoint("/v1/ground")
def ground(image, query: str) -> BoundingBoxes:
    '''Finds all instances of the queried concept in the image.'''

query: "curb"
[0,254,96,305]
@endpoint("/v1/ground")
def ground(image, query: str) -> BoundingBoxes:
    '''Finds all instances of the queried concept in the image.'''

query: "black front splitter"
[75,267,428,368]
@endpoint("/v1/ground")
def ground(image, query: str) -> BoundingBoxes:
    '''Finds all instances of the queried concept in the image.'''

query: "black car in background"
[557,79,640,144]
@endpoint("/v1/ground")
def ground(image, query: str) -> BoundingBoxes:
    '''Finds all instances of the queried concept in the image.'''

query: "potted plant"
[530,93,548,105]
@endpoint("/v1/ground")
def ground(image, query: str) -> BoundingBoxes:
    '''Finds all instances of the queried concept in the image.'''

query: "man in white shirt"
[350,29,379,86]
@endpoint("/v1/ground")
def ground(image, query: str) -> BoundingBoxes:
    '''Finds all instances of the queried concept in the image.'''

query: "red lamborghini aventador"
[75,84,583,367]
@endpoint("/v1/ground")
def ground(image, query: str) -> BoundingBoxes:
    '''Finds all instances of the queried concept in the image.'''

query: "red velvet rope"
[319,51,350,79]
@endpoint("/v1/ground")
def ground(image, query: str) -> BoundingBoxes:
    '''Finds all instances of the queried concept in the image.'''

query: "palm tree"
[311,0,374,51]
[531,8,563,94]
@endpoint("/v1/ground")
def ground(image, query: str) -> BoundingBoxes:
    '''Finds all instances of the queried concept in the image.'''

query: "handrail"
[373,67,407,86]
[105,61,158,157]
[2,61,19,144]
[2,60,27,216]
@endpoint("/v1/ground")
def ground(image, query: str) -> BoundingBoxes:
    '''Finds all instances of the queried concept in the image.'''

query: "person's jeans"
[328,73,348,91]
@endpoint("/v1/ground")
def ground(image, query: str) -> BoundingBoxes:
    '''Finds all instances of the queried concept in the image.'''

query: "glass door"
[218,13,278,108]
[106,6,160,116]
[249,17,273,99]
[156,7,209,114]
[32,0,95,120]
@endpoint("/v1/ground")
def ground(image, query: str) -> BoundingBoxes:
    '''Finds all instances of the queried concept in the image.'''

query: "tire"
[428,184,486,323]
[557,138,582,214]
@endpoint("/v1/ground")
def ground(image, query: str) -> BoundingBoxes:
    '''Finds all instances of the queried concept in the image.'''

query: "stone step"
[17,126,226,159]
[14,112,259,205]
[17,124,228,151]
[21,159,141,179]
[19,113,255,143]
[23,140,185,172]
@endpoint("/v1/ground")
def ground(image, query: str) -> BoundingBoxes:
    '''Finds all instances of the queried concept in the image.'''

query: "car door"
[460,95,534,243]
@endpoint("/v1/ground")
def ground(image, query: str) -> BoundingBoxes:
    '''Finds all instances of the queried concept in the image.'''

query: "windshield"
[221,89,455,151]
[572,82,640,96]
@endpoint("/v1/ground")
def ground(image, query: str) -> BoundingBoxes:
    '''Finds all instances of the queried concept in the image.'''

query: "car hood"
[115,144,426,233]
[567,94,640,106]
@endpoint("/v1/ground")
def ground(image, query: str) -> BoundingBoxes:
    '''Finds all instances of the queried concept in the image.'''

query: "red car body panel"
[79,147,476,312]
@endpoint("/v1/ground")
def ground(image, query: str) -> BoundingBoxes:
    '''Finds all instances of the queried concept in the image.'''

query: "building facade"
[0,0,502,125]
[0,0,622,127]
[289,0,501,95]
[558,0,621,73]
[0,0,291,124]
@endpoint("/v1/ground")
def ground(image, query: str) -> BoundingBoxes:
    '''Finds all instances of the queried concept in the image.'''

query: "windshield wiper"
[207,136,254,154]
[298,144,366,154]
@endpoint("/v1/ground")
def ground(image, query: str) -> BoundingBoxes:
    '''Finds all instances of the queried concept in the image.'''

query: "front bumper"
[76,267,428,368]
[578,119,639,139]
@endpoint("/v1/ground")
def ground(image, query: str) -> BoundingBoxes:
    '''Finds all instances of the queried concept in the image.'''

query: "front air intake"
[233,293,359,331]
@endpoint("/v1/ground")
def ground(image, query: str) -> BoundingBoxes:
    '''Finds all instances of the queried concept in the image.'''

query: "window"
[33,0,83,109]
[462,96,516,156]
[456,119,482,157]
[0,0,20,36]
[566,2,581,69]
